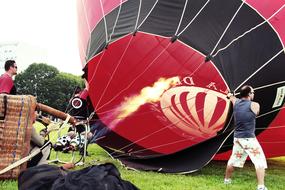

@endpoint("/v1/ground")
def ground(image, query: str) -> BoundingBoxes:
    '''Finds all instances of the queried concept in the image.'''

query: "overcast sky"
[0,0,83,75]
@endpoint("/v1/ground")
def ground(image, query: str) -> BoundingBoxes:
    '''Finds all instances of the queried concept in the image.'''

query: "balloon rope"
[254,81,285,91]
[212,3,285,58]
[112,114,234,159]
[96,41,172,111]
[81,0,92,58]
[98,59,285,159]
[257,106,285,119]
[114,131,236,161]
[209,0,245,56]
[89,0,156,95]
[96,53,231,154]
[95,35,135,110]
[91,0,202,112]
[93,0,233,155]
[110,123,180,156]
[96,43,209,112]
[234,48,284,93]
[256,125,285,130]
[229,81,285,98]
[174,0,189,35]
[96,43,233,156]
[88,1,126,84]
[113,138,198,159]
[95,1,142,109]
[259,141,285,144]
[177,0,210,36]
[81,0,91,33]
[108,97,228,157]
[221,140,285,148]
[109,121,199,158]
[113,124,285,159]
[137,0,159,29]
[88,50,107,84]
[99,0,109,43]
[108,0,123,42]
[134,0,142,30]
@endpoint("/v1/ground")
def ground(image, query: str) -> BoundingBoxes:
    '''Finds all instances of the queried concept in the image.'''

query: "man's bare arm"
[251,102,260,116]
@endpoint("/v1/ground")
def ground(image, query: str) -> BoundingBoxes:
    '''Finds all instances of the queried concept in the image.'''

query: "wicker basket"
[0,94,37,179]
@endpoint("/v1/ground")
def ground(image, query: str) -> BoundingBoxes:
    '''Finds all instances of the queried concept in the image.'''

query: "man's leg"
[244,138,267,189]
[224,138,248,184]
[225,164,234,180]
[256,167,265,186]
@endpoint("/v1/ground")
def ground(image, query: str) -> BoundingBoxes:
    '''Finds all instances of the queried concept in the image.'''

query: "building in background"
[0,42,48,74]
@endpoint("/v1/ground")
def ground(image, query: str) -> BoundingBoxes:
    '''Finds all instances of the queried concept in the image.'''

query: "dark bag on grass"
[52,163,139,190]
[18,164,67,190]
[18,163,138,190]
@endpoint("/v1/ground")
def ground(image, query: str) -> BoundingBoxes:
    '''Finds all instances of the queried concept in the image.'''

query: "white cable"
[178,0,211,36]
[134,0,142,30]
[81,0,92,60]
[256,125,285,130]
[210,0,245,56]
[234,48,285,92]
[137,0,159,29]
[175,0,189,35]
[213,3,285,58]
[96,1,143,109]
[99,0,109,43]
[109,0,123,42]
[95,35,135,110]
[254,81,285,91]
[257,107,285,119]
[81,0,91,34]
[97,42,172,111]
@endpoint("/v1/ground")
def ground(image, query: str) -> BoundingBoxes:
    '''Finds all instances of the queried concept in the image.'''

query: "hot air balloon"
[76,0,285,173]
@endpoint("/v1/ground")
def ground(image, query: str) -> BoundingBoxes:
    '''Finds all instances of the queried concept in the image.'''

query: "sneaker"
[257,186,268,190]
[224,178,232,184]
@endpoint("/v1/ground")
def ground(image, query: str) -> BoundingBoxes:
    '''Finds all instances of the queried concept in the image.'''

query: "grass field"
[0,123,284,190]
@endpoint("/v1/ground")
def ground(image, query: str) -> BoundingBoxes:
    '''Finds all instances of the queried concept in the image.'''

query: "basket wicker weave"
[0,94,37,179]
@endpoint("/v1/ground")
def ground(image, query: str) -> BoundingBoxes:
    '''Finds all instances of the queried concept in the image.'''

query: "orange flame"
[109,77,179,127]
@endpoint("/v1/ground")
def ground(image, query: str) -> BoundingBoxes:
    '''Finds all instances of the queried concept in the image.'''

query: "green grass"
[0,123,284,190]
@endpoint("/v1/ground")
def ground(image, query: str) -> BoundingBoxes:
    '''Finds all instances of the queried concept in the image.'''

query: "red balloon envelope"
[77,0,285,173]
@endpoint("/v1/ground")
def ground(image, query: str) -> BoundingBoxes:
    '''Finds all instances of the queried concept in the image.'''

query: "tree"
[15,63,84,111]
[15,63,59,99]
[43,73,84,111]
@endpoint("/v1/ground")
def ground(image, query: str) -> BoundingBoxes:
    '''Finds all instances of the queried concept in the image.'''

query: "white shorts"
[227,137,267,169]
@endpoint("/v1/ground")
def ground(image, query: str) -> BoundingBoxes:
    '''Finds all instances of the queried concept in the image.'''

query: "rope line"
[137,0,159,29]
[175,0,189,35]
[88,50,107,84]
[108,0,123,42]
[134,0,142,31]
[254,81,285,91]
[113,124,285,159]
[97,41,172,111]
[210,0,245,56]
[257,106,285,119]
[99,0,109,43]
[177,0,211,36]
[234,48,284,92]
[108,95,228,157]
[81,0,92,59]
[95,36,135,110]
[212,3,285,58]
[95,0,143,110]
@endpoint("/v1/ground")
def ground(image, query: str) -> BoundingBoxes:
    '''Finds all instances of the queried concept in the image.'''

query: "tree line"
[15,63,84,111]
